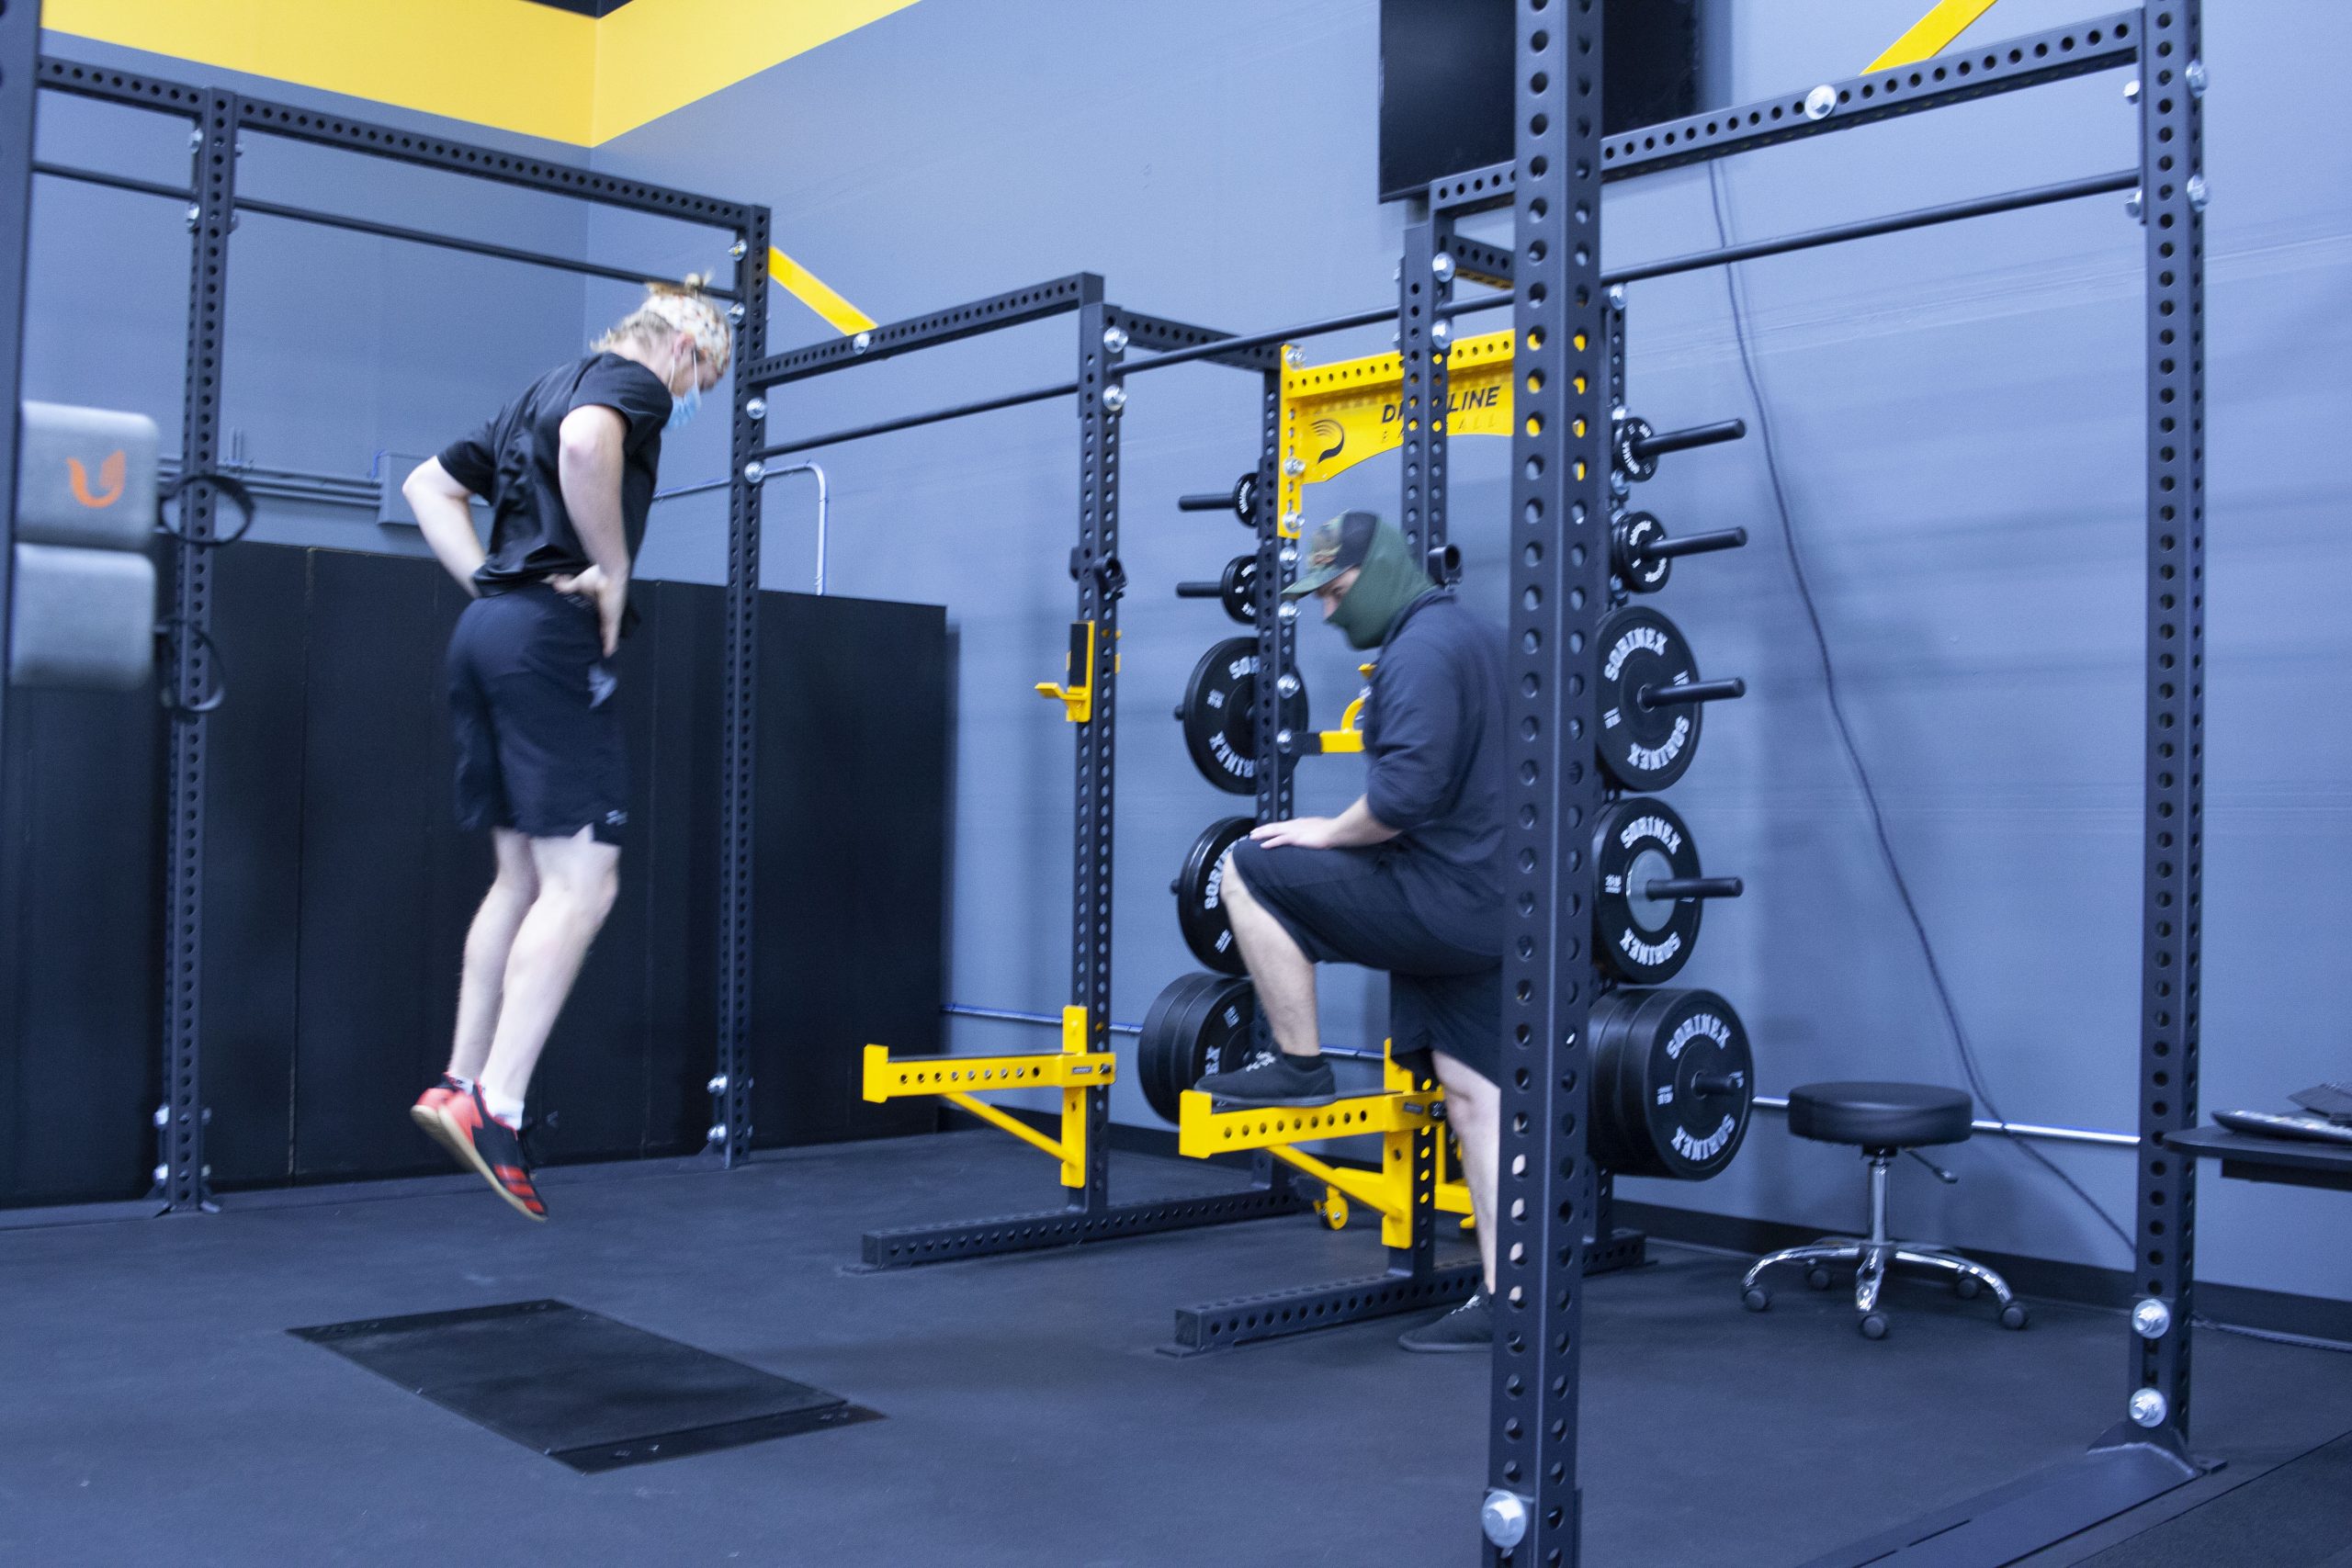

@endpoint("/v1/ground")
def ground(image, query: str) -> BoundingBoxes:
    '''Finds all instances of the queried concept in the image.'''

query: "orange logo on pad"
[68,450,127,509]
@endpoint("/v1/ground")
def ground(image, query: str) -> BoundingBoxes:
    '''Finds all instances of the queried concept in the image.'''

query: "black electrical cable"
[1704,161,2134,1258]
[2190,1316,2352,1355]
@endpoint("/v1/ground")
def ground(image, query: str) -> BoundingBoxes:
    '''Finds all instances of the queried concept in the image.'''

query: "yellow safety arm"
[1179,1054,1446,1248]
[864,1015,1115,1189]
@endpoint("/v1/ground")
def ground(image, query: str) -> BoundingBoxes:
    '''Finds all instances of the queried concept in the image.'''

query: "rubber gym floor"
[4,1133,2346,1568]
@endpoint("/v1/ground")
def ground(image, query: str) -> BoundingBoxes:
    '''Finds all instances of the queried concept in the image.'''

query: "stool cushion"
[1787,1081,1973,1148]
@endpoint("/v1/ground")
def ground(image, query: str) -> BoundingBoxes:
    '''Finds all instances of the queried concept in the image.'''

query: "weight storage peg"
[1177,472,1258,526]
[1593,797,1743,986]
[1612,412,1747,483]
[1173,554,1258,626]
[1611,511,1748,595]
[1596,605,1746,793]
[1175,637,1307,795]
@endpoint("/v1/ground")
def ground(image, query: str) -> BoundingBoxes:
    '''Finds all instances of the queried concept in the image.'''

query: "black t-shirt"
[1360,588,1508,947]
[436,352,673,593]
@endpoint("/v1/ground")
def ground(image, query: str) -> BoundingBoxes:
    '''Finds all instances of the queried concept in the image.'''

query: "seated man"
[1196,512,1505,1351]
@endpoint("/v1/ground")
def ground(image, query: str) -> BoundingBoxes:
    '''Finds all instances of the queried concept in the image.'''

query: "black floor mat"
[291,1299,876,1472]
[2075,1429,2352,1567]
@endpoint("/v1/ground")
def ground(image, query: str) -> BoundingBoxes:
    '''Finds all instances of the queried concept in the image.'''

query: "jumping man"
[401,279,730,1219]
[1196,512,1508,1350]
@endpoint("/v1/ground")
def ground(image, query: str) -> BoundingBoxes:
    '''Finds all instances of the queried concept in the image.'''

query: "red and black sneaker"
[434,1087,548,1222]
[410,1075,469,1162]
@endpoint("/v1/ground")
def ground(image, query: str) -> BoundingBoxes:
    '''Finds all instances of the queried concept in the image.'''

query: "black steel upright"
[1254,366,1295,827]
[1393,210,1450,1285]
[1487,0,1611,1559]
[1071,281,1120,1208]
[714,213,773,1164]
[0,0,38,770]
[2129,0,2204,1445]
[1397,213,1452,570]
[155,88,240,1214]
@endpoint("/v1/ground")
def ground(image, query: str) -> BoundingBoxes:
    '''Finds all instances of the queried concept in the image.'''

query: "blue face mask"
[665,346,703,432]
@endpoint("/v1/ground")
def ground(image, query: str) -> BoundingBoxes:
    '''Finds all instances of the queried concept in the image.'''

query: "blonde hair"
[596,275,731,376]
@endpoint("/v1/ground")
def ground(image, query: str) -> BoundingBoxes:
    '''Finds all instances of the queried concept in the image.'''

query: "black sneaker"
[1196,1052,1339,1108]
[434,1088,548,1222]
[1398,1291,1492,1353]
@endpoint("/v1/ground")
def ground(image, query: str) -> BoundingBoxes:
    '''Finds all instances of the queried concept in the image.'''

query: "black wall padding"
[752,593,948,1148]
[0,675,162,1205]
[0,542,945,1203]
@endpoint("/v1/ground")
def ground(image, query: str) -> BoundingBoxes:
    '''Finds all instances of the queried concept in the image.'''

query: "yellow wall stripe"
[40,0,596,143]
[1866,0,2004,71]
[40,0,922,147]
[768,246,876,335]
[593,0,922,143]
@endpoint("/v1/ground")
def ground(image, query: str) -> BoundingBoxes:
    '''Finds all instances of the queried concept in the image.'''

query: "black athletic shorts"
[1225,838,1500,1087]
[446,582,628,845]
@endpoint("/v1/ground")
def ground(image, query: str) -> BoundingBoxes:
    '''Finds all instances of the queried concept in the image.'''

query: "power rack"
[19,57,769,1210]
[1480,5,2209,1564]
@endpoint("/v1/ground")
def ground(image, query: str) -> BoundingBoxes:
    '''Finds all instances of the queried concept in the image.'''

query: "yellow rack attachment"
[1178,1048,1456,1250]
[864,1007,1114,1188]
[1275,329,1585,537]
[1035,620,1096,723]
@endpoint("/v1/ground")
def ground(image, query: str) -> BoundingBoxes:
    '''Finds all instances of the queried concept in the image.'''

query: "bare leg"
[1220,850,1320,1057]
[447,829,540,1082]
[477,828,620,1108]
[1432,1051,1499,1292]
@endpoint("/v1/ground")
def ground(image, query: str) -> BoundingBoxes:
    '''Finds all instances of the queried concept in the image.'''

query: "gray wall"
[588,0,2352,1307]
[22,4,2346,1306]
[27,33,605,557]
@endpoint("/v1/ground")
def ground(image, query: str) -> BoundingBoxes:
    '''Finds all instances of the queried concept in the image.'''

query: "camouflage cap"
[1282,510,1384,597]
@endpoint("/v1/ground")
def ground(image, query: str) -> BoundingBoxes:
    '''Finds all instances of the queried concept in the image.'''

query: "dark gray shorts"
[447,584,629,845]
[1225,839,1499,1086]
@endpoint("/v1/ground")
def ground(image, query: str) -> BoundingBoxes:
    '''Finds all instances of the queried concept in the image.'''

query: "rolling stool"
[1739,1081,2027,1339]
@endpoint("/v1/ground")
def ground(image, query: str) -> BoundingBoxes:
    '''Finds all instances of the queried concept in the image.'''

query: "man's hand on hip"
[549,564,628,657]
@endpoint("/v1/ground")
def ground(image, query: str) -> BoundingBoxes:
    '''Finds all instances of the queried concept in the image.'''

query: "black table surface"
[2167,1123,2352,1187]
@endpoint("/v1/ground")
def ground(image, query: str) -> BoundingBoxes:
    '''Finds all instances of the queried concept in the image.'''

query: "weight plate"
[1232,472,1257,524]
[1160,975,1228,1121]
[1220,555,1258,625]
[1611,511,1671,593]
[1138,973,1261,1123]
[1589,987,1752,1180]
[1139,973,1224,1124]
[1174,817,1253,975]
[1596,604,1703,793]
[1593,796,1704,985]
[1615,414,1657,482]
[1177,637,1307,795]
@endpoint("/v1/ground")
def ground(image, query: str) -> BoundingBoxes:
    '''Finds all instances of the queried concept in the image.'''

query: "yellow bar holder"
[1035,620,1097,723]
[864,1007,1112,1189]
